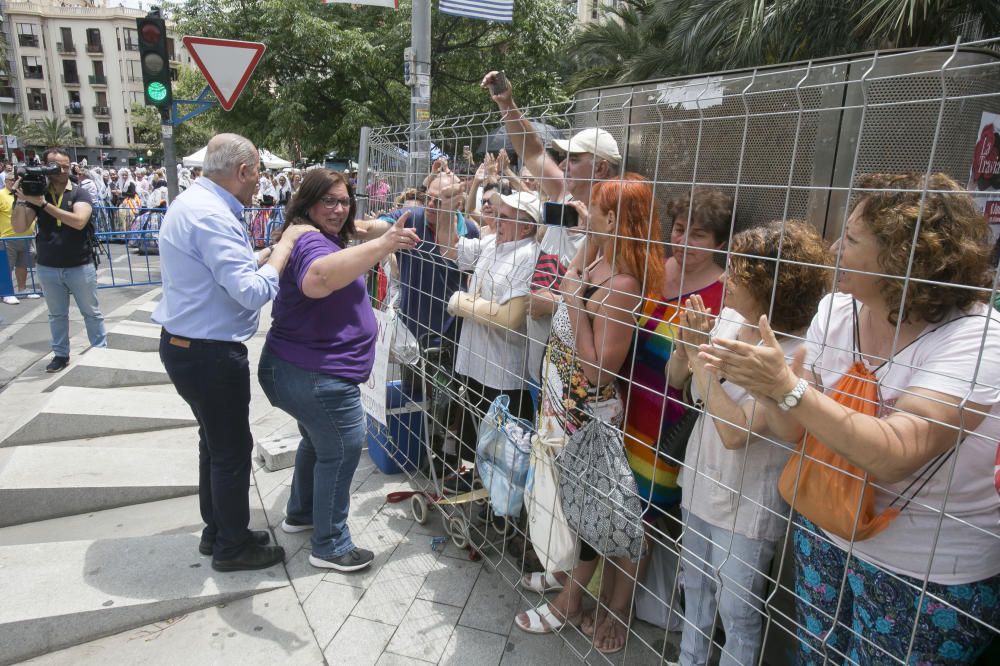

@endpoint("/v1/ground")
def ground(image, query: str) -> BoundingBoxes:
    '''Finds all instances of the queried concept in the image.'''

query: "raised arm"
[698,315,991,482]
[301,216,419,298]
[481,71,566,202]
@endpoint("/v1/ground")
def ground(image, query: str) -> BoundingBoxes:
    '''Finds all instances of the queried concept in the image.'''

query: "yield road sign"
[182,36,266,112]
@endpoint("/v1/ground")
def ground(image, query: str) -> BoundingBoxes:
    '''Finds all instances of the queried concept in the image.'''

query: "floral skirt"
[790,515,1000,665]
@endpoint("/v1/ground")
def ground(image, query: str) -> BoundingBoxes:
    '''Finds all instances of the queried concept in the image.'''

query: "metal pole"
[408,0,431,188]
[161,107,178,202]
[0,112,9,162]
[357,125,371,216]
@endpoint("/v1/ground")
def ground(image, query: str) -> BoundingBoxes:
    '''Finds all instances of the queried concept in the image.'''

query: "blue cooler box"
[367,380,425,474]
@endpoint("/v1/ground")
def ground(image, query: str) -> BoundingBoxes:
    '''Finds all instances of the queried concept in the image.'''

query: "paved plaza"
[0,290,677,666]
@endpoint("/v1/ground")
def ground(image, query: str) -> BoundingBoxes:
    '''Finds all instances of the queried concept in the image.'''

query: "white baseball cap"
[491,190,541,225]
[552,128,622,165]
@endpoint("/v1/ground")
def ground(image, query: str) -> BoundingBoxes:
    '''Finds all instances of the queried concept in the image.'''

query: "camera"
[15,162,61,197]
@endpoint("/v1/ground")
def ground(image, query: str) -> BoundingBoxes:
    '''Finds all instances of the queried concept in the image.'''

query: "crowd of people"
[7,65,996,665]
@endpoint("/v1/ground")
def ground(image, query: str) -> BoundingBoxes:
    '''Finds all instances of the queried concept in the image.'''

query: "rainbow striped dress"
[623,280,725,509]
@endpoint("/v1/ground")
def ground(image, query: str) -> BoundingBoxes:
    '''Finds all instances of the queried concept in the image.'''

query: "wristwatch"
[778,377,808,411]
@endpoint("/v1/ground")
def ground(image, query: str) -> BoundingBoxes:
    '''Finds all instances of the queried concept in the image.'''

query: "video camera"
[15,162,61,197]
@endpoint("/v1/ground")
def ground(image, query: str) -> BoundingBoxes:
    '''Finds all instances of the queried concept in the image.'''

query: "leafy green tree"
[167,0,575,161]
[569,0,1000,90]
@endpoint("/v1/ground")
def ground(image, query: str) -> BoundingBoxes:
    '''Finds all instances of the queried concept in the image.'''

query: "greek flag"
[439,0,514,22]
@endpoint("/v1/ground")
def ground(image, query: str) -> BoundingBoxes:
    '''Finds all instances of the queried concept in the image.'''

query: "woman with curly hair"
[699,173,1000,664]
[668,220,831,666]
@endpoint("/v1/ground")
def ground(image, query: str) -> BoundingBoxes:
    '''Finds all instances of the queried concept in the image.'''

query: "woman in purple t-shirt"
[258,170,418,572]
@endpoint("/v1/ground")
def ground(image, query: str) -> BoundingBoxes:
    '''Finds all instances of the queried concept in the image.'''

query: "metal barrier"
[354,39,1000,666]
[0,206,292,299]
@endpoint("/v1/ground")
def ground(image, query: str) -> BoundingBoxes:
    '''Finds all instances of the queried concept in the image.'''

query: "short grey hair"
[203,133,258,177]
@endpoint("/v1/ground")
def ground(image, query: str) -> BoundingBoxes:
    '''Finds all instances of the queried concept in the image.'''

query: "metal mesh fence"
[353,40,1000,665]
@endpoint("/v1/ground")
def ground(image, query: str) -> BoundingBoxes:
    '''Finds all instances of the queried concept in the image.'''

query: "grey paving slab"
[0,494,202,547]
[350,568,424,626]
[439,625,508,666]
[46,348,169,391]
[375,652,433,666]
[323,615,396,666]
[0,445,198,527]
[500,628,578,666]
[0,534,287,665]
[42,426,198,450]
[458,566,523,636]
[283,545,328,602]
[375,653,434,665]
[106,320,161,352]
[1,386,196,447]
[23,585,322,666]
[255,464,295,500]
[385,598,462,663]
[301,580,364,650]
[417,556,482,608]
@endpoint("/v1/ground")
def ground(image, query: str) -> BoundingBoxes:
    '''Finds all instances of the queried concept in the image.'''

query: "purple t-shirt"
[266,232,377,383]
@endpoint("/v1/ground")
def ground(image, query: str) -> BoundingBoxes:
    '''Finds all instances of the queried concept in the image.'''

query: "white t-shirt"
[805,292,1000,584]
[454,235,539,391]
[679,309,809,542]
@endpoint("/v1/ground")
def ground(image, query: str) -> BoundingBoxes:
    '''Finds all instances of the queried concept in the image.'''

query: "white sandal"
[519,571,564,594]
[515,603,565,634]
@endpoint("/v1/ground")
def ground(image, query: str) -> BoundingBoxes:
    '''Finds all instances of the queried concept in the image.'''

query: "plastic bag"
[476,395,533,517]
[634,536,685,631]
[384,305,420,366]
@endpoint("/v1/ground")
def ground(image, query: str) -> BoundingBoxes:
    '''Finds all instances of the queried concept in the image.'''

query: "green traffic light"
[148,81,168,102]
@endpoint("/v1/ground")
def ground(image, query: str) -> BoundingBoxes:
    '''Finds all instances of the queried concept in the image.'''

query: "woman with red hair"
[515,173,665,655]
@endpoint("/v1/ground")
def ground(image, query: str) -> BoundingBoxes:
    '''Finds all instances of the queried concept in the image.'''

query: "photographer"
[12,147,106,373]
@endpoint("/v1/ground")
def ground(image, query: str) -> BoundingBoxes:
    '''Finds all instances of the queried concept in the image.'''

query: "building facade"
[0,0,191,166]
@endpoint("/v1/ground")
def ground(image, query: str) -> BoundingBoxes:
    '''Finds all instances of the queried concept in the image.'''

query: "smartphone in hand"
[543,202,580,228]
[489,71,508,96]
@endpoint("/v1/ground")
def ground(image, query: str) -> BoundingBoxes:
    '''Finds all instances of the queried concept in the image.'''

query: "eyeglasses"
[319,196,352,210]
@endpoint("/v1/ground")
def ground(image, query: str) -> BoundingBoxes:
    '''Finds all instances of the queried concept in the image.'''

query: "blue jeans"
[35,263,106,357]
[679,510,777,666]
[258,347,365,559]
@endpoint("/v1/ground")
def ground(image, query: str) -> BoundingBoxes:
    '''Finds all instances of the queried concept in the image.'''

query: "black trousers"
[159,329,255,559]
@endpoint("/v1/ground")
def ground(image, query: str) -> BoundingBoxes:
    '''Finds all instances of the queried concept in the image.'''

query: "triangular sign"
[182,36,266,112]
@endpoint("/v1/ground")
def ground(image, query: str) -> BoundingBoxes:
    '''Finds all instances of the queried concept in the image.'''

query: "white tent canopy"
[182,146,292,170]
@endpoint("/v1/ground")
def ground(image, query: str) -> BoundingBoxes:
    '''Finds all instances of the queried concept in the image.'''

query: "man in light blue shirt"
[154,133,313,572]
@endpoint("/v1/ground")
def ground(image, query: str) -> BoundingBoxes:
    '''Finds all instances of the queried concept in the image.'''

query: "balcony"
[57,42,77,54]
[92,105,110,117]
[0,87,14,101]
[61,74,81,86]
[88,74,107,86]
[86,43,104,54]
[28,99,49,112]
[124,42,139,52]
[97,133,113,146]
[65,104,84,117]
[73,134,87,144]
[24,68,44,80]
[18,35,40,48]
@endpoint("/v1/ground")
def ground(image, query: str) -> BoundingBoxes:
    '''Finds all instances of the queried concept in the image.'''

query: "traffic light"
[136,12,172,109]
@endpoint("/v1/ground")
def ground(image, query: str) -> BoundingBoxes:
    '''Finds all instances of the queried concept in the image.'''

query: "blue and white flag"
[439,0,513,22]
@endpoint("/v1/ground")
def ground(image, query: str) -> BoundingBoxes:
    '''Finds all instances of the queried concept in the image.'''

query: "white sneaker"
[2,296,20,305]
[24,293,41,299]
